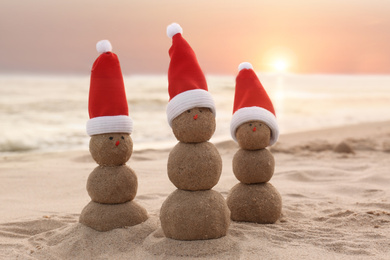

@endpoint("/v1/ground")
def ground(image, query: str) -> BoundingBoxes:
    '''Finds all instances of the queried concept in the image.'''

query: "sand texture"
[171,107,216,143]
[79,200,148,232]
[235,121,271,150]
[1,121,390,259]
[89,133,133,166]
[160,189,230,240]
[167,141,222,190]
[227,182,282,223]
[232,148,275,184]
[87,165,138,204]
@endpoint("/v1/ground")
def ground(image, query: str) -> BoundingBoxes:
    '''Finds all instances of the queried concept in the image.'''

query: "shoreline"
[2,119,390,157]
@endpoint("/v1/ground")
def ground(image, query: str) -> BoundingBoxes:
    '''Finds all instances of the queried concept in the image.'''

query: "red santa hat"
[166,23,216,127]
[86,40,133,136]
[230,62,279,146]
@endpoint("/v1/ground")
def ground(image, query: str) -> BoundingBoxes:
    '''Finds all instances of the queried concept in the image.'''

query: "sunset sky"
[1,0,390,75]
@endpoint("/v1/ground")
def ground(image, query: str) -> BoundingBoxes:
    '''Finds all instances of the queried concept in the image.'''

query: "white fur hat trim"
[87,115,133,136]
[166,89,216,127]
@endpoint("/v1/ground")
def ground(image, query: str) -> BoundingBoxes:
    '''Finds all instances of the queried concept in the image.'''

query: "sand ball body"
[87,165,138,204]
[235,121,271,150]
[160,189,230,240]
[90,133,133,166]
[79,200,148,232]
[167,142,222,190]
[226,182,282,224]
[233,148,275,184]
[171,107,216,143]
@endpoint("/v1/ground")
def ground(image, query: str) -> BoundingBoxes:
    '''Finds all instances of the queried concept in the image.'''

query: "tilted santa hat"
[166,23,216,127]
[86,40,133,136]
[230,62,279,146]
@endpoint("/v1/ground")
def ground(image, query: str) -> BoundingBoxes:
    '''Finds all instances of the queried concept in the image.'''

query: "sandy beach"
[2,0,390,258]
[1,120,389,259]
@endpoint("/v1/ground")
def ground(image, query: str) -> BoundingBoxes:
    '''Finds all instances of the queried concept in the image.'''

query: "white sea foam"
[1,73,390,154]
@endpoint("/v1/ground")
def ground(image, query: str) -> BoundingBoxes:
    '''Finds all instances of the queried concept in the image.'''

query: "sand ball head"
[236,120,271,150]
[171,107,216,143]
[89,133,133,166]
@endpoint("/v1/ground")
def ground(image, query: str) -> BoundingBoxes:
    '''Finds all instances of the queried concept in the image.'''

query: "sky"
[1,0,390,75]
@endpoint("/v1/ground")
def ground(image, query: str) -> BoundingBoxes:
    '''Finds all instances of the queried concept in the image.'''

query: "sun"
[257,46,295,73]
[272,59,289,72]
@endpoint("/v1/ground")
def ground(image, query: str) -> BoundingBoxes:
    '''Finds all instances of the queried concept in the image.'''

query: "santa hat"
[230,62,279,146]
[166,23,216,127]
[86,40,133,136]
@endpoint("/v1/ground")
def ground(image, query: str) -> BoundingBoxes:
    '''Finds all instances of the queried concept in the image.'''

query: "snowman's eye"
[187,110,191,113]
[121,136,124,140]
[258,123,262,127]
[109,137,113,140]
[249,123,252,127]
[199,109,203,113]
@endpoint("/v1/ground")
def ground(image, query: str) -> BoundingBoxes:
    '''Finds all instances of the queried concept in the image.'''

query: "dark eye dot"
[121,136,124,140]
[259,123,262,127]
[109,137,113,140]
[187,110,191,113]
[199,109,203,113]
[249,123,252,127]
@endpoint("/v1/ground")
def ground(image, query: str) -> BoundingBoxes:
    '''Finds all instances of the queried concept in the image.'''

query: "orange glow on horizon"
[1,1,390,74]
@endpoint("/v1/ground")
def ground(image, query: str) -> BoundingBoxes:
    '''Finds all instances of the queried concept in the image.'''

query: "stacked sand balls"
[159,23,230,240]
[226,62,282,224]
[79,40,148,231]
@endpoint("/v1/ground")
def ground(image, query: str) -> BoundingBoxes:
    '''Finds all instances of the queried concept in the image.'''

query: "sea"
[1,73,390,155]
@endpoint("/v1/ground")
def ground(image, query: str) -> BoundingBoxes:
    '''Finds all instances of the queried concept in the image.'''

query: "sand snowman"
[226,62,282,224]
[159,23,230,240]
[79,40,148,231]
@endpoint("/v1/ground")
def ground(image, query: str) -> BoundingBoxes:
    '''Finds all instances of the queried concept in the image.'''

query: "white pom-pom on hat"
[167,23,183,38]
[96,40,112,54]
[238,62,253,71]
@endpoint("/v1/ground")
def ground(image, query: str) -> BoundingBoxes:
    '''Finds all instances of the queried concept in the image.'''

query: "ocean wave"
[0,139,38,153]
[1,74,390,154]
